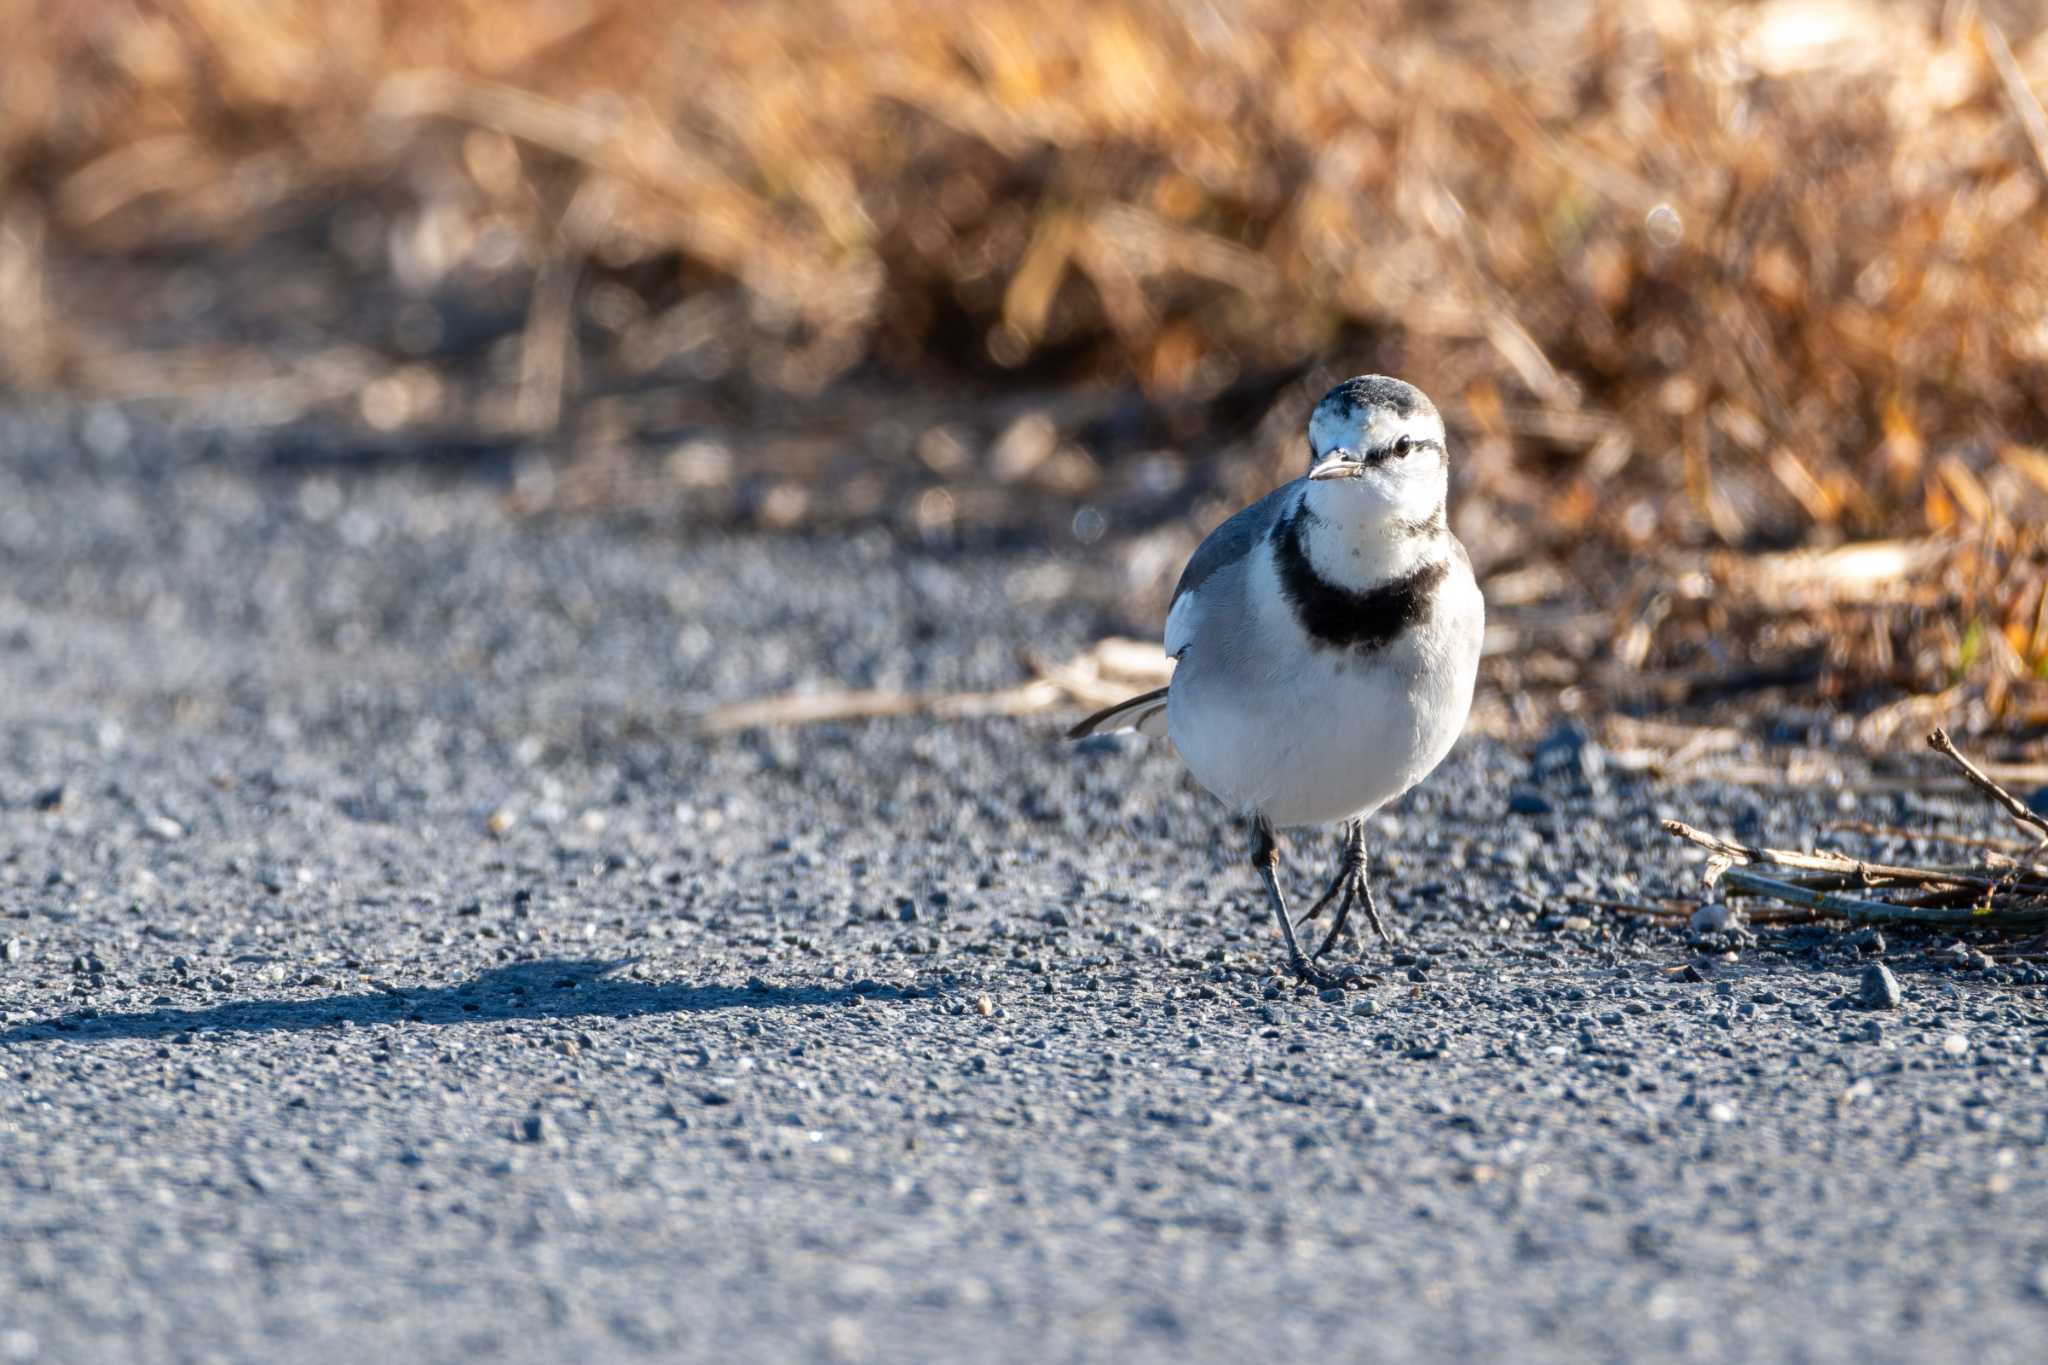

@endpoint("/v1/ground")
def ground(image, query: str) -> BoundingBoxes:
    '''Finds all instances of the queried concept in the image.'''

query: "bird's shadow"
[0,958,911,1046]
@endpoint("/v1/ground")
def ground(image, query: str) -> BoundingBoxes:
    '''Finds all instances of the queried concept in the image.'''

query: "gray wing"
[1169,480,1300,610]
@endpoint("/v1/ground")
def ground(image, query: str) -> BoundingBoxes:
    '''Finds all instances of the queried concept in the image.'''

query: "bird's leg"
[1251,816,1339,988]
[1346,850,1393,950]
[1297,819,1361,924]
[1302,822,1394,960]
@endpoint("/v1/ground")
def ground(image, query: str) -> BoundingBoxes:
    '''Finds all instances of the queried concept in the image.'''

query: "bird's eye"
[1392,436,1414,457]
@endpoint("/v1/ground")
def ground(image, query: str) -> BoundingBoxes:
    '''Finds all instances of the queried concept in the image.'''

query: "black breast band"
[1272,509,1445,652]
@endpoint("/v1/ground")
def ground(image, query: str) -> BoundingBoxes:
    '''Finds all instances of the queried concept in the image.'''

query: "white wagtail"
[1071,376,1484,986]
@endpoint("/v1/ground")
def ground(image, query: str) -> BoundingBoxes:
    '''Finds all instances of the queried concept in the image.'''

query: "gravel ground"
[3,409,2047,1364]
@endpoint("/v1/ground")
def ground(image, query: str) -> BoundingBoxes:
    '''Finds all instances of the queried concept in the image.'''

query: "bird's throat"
[1286,492,1446,594]
[1270,503,1448,652]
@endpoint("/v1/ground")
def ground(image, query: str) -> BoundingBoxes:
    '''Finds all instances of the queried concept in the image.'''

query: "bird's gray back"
[1170,481,1300,610]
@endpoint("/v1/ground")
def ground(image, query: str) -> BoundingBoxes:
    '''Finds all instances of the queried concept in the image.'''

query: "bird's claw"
[1290,956,1343,989]
[1291,957,1366,989]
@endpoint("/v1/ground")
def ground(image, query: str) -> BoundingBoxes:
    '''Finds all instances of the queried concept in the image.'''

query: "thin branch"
[1564,894,1690,921]
[689,637,1176,737]
[1928,729,2048,843]
[1821,820,2033,854]
[690,678,1066,737]
[1984,19,2048,190]
[1718,866,2047,928]
[1658,819,2045,892]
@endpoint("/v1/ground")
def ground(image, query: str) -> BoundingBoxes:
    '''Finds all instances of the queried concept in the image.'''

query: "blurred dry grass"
[5,0,2048,738]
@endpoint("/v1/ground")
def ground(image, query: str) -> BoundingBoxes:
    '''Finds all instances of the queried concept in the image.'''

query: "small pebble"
[974,994,993,1017]
[1858,964,1901,1011]
[1942,1033,1970,1057]
[1689,904,1731,934]
[1528,720,1606,791]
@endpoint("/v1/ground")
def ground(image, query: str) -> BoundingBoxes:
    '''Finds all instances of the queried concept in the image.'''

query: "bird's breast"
[1167,534,1482,827]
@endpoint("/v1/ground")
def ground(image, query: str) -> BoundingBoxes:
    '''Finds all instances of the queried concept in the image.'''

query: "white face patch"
[1298,378,1451,552]
[1307,400,1445,460]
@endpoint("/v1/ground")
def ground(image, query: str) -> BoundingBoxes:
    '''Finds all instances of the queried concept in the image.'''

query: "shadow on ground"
[0,959,918,1045]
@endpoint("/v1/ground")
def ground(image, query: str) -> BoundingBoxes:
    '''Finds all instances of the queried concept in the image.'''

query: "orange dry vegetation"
[3,0,2048,705]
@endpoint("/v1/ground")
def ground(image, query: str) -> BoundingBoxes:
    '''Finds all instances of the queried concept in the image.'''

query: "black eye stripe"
[1369,435,1441,461]
[1306,433,1444,467]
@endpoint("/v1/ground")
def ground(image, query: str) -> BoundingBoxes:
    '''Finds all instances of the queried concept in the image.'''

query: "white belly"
[1166,548,1480,828]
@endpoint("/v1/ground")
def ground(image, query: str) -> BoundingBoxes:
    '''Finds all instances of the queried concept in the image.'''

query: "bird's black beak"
[1307,450,1365,481]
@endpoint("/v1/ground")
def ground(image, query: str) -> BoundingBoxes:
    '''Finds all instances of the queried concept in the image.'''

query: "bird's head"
[1300,375,1449,530]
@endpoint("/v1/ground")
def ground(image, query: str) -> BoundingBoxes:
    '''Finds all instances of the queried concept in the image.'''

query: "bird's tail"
[1067,686,1171,740]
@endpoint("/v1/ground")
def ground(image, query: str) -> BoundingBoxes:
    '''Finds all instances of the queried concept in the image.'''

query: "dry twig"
[1716,866,2041,928]
[1983,19,2048,188]
[1821,821,2034,854]
[1659,820,2048,895]
[1928,728,2048,845]
[689,637,1171,737]
[1659,730,2048,933]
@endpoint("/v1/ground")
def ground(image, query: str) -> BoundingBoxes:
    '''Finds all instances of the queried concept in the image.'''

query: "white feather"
[1166,538,1481,826]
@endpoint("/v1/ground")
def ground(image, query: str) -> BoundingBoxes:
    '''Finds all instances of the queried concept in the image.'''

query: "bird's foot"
[1289,955,1344,989]
[1354,881,1395,950]
[1288,956,1371,990]
[1298,867,1394,958]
